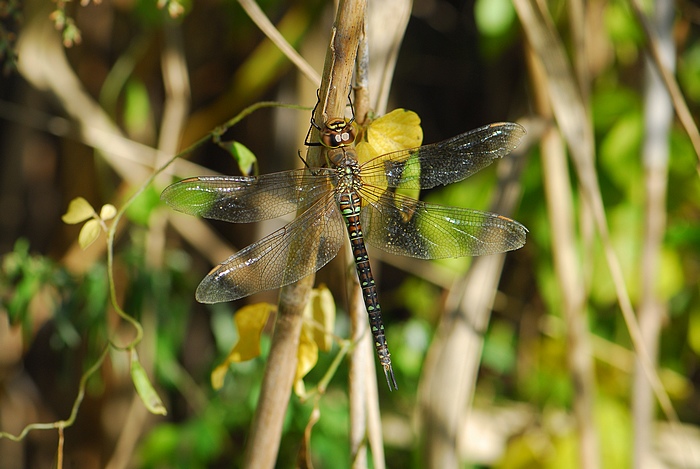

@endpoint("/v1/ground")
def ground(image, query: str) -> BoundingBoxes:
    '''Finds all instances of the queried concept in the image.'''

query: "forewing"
[360,122,526,190]
[161,170,334,223]
[360,188,527,259]
[196,195,346,303]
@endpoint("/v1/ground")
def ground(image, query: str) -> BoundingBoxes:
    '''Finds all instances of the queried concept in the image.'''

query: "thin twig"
[348,12,372,469]
[513,0,681,436]
[365,0,412,114]
[418,125,530,469]
[0,345,109,442]
[527,41,600,469]
[633,0,675,466]
[533,1,600,466]
[629,0,700,167]
[237,0,320,85]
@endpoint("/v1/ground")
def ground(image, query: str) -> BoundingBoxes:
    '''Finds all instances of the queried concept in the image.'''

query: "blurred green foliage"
[2,0,700,467]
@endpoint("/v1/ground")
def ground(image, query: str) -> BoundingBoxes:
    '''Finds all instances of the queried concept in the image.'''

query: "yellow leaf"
[355,109,423,164]
[294,326,318,392]
[293,377,306,396]
[355,109,423,213]
[62,197,95,224]
[131,351,167,415]
[99,204,117,220]
[305,285,336,352]
[78,219,101,249]
[211,361,229,390]
[210,302,276,390]
[230,303,276,361]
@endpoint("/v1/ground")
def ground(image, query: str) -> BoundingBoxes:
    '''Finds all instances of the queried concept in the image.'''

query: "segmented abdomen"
[337,190,397,390]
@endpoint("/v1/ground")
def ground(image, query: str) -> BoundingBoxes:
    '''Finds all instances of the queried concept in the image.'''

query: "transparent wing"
[360,187,527,259]
[196,194,346,303]
[161,170,335,223]
[360,122,526,190]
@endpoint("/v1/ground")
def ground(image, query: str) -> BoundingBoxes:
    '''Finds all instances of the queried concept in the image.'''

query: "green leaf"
[131,351,167,415]
[599,112,642,194]
[231,141,257,176]
[213,134,258,176]
[78,219,102,249]
[483,321,517,374]
[679,42,700,103]
[124,79,152,137]
[62,197,95,224]
[475,0,516,37]
[125,185,160,226]
[215,139,258,176]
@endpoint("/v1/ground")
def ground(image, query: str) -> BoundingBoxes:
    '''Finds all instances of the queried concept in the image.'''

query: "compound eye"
[320,119,356,148]
[321,132,341,148]
[339,130,353,144]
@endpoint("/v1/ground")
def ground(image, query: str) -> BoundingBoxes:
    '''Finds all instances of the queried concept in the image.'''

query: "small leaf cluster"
[62,197,117,249]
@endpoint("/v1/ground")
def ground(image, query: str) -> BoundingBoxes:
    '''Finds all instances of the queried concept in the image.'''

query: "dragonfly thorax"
[333,152,363,193]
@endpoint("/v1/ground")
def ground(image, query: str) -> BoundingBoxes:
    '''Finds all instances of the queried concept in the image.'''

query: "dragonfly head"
[320,118,356,149]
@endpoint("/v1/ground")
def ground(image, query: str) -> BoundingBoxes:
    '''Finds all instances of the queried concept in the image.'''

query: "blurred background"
[0,0,699,467]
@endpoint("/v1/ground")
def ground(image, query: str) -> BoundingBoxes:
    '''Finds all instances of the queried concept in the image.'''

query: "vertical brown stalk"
[242,2,366,468]
[633,1,674,466]
[417,133,527,469]
[526,43,600,469]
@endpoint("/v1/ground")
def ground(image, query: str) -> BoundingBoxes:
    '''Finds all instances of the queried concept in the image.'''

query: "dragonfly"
[161,112,528,390]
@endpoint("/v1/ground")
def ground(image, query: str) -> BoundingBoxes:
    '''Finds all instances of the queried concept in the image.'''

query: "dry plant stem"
[57,426,64,469]
[633,1,674,466]
[347,251,385,469]
[566,0,589,102]
[348,9,389,469]
[243,2,365,468]
[16,12,151,184]
[0,345,109,442]
[347,277,369,469]
[527,45,600,469]
[513,0,679,426]
[242,278,311,469]
[354,21,371,124]
[629,0,700,166]
[105,373,151,469]
[364,371,385,469]
[13,12,213,185]
[348,15,374,469]
[418,142,527,469]
[156,24,191,168]
[311,0,365,153]
[550,7,599,466]
[365,0,412,113]
[237,0,320,85]
[560,5,600,464]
